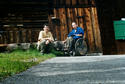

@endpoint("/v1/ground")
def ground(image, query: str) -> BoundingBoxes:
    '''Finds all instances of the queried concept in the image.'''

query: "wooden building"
[50,0,102,54]
[0,0,50,44]
[0,0,125,55]
[95,0,125,54]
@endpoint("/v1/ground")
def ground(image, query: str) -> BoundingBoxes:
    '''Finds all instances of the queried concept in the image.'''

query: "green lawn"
[0,48,62,81]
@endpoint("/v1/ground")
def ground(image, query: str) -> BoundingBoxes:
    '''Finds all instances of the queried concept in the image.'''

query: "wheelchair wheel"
[75,38,88,56]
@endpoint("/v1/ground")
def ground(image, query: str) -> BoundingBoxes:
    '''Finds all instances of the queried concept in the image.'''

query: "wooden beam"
[52,4,95,8]
[84,8,95,52]
[90,7,102,52]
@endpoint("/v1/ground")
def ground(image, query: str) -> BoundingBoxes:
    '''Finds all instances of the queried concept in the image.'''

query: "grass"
[0,48,62,81]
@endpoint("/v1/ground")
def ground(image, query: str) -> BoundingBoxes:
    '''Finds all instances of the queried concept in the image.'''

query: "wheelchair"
[73,38,88,56]
[64,37,88,56]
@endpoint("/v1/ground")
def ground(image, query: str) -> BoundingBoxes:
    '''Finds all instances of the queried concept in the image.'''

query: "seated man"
[64,22,84,54]
[37,25,54,54]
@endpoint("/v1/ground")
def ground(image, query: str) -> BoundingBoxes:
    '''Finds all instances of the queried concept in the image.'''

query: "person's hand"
[62,40,66,44]
[75,34,83,36]
[45,38,52,41]
[38,39,41,42]
[45,40,50,45]
[47,39,53,42]
[71,34,76,36]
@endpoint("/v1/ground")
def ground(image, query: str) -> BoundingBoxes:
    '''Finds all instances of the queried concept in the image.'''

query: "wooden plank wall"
[0,0,50,44]
[0,0,102,53]
[113,0,125,54]
[51,0,102,53]
[95,0,125,54]
[0,30,40,44]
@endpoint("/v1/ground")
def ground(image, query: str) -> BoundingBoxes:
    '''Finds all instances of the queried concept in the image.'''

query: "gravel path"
[1,55,125,84]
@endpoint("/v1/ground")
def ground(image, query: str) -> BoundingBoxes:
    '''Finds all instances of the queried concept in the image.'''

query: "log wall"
[0,30,40,44]
[51,0,102,53]
[0,0,50,44]
[95,0,125,54]
[0,0,102,53]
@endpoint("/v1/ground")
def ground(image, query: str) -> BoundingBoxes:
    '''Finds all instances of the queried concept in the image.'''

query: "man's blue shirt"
[68,27,84,39]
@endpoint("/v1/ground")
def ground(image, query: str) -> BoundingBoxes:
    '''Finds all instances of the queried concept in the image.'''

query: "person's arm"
[68,30,74,37]
[49,32,54,42]
[63,30,74,43]
[75,28,84,36]
[75,34,83,36]
[38,31,47,42]
[42,32,54,42]
[38,31,42,42]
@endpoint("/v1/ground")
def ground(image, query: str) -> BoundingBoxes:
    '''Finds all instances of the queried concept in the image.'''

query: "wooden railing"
[0,30,40,44]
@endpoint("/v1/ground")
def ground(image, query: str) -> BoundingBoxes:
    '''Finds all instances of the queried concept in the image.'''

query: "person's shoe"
[69,51,73,54]
[69,50,76,56]
[69,51,73,56]
[64,52,68,55]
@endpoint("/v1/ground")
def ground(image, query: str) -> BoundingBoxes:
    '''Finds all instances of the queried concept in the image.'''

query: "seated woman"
[37,24,54,54]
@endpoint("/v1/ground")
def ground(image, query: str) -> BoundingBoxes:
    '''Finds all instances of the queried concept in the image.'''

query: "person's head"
[43,24,49,32]
[72,22,78,29]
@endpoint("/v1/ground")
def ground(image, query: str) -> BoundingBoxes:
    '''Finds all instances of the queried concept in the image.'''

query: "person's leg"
[72,39,78,50]
[69,38,78,55]
[69,39,76,51]
[37,41,41,51]
[46,42,54,53]
[39,40,46,53]
[66,37,73,52]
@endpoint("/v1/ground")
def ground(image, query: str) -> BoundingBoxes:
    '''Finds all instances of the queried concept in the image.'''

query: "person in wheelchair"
[64,22,84,54]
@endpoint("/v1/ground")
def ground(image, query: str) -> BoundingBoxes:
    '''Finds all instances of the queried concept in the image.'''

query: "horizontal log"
[53,4,95,8]
[2,20,48,24]
[0,44,7,47]
[2,20,48,23]
[0,1,49,5]
[0,0,49,2]
[3,25,45,28]
[1,17,48,20]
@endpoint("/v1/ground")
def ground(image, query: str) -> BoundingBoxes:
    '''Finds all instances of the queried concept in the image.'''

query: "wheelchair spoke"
[75,38,88,56]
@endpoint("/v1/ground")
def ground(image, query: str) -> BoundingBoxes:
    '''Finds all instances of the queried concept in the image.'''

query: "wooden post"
[74,8,79,24]
[10,31,13,43]
[53,8,61,40]
[67,8,72,32]
[90,7,102,52]
[78,8,84,28]
[0,33,2,44]
[84,8,95,52]
[29,30,32,43]
[66,0,71,5]
[13,31,16,43]
[16,31,19,43]
[58,8,67,40]
[72,0,76,5]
